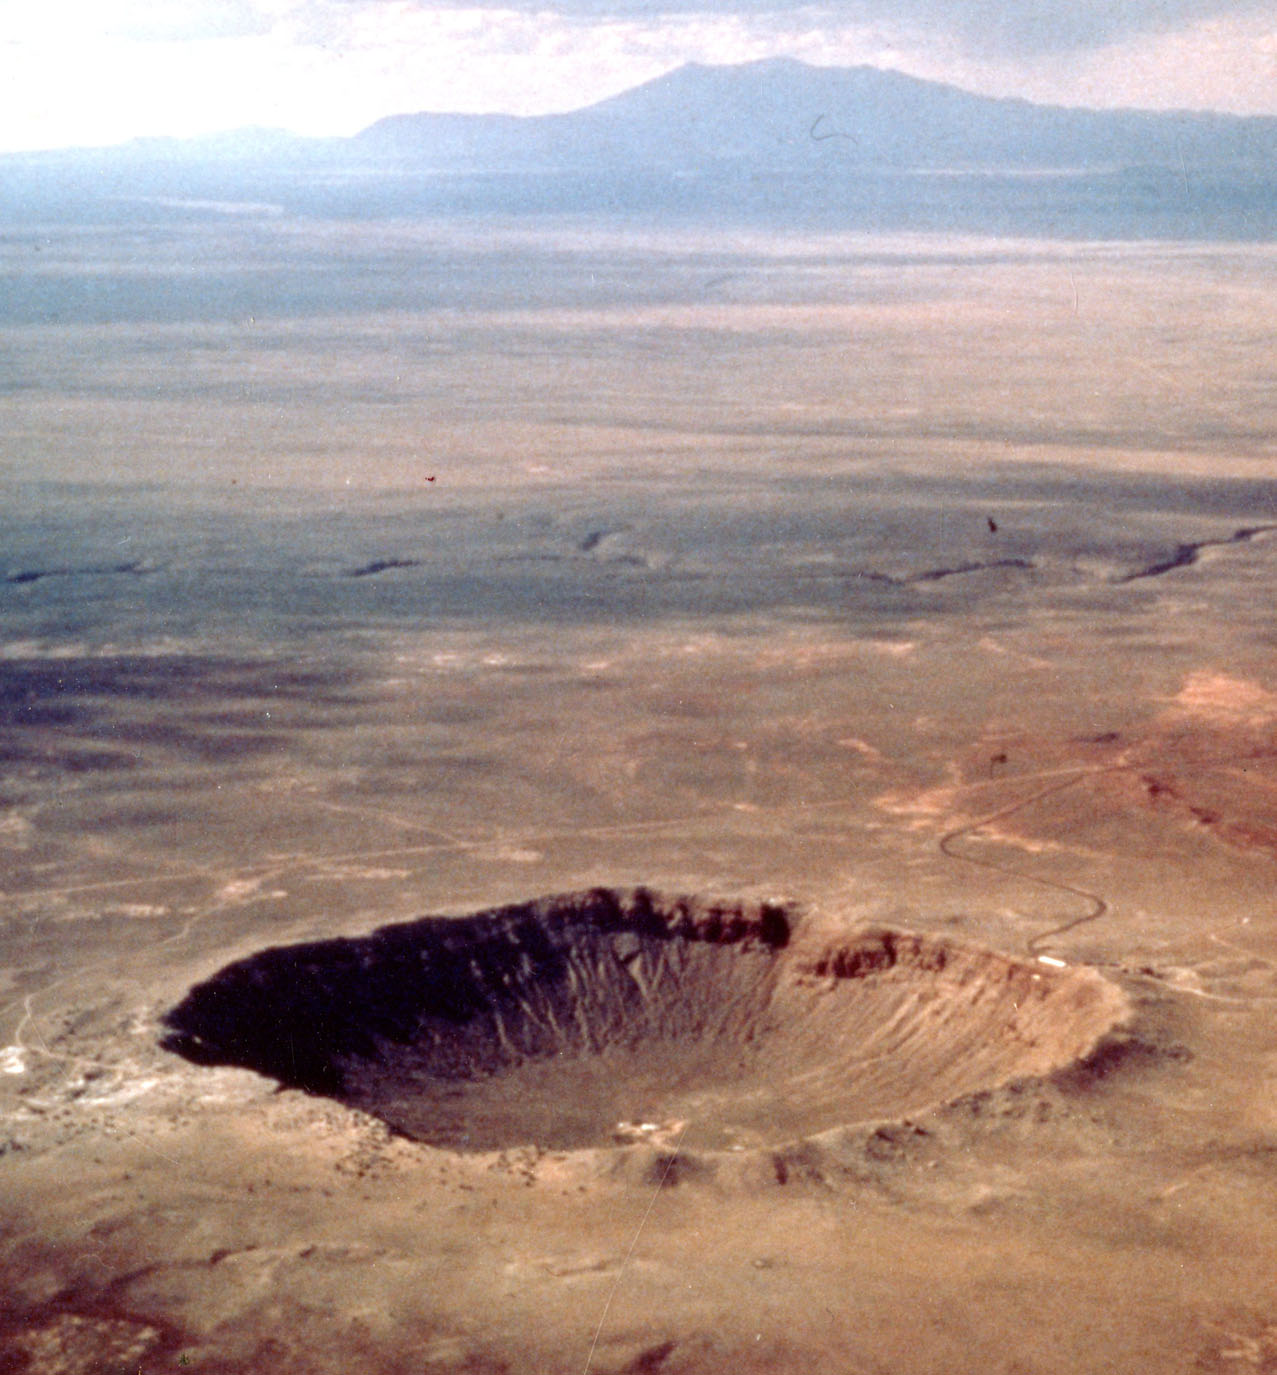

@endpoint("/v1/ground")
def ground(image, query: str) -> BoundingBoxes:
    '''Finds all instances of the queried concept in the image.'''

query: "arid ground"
[1,223,1275,1373]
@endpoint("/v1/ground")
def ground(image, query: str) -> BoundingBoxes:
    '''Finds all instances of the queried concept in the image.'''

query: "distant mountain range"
[5,59,1275,236]
[10,58,1275,175]
[355,58,1277,173]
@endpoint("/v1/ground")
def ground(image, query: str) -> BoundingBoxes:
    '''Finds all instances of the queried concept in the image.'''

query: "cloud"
[107,2,276,43]
[1040,13,1277,113]
[3,0,279,44]
[314,0,1274,58]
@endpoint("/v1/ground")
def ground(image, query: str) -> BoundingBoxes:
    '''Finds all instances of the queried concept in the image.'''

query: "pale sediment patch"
[1171,672,1277,727]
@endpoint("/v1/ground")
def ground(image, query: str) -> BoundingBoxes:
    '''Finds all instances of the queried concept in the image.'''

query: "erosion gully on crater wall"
[160,888,1128,1155]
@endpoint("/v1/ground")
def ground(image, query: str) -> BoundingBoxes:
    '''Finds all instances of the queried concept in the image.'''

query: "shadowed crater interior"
[160,888,1126,1152]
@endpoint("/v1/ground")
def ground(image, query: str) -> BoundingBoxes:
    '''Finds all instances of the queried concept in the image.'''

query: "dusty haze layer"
[0,222,1275,1374]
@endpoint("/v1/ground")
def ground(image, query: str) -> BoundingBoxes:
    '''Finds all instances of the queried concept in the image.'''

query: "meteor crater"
[161,888,1126,1154]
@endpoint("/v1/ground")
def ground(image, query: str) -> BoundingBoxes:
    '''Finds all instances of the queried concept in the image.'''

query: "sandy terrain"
[0,223,1275,1373]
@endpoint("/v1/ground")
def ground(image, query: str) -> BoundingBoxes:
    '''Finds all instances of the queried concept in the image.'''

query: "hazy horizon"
[7,55,1277,159]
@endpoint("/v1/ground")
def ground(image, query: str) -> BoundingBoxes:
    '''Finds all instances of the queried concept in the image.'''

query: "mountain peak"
[8,55,1275,238]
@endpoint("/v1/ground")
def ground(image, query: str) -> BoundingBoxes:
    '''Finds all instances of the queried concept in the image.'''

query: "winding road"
[938,770,1112,956]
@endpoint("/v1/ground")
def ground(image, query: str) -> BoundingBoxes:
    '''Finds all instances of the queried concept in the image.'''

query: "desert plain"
[0,219,1275,1373]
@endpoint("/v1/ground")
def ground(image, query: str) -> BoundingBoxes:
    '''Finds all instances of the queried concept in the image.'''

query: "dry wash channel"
[161,889,1126,1154]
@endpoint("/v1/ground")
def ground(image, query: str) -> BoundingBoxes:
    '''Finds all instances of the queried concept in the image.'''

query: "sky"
[1,0,1275,152]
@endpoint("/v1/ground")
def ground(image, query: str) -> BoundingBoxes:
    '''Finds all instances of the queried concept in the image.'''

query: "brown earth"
[1,226,1276,1375]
